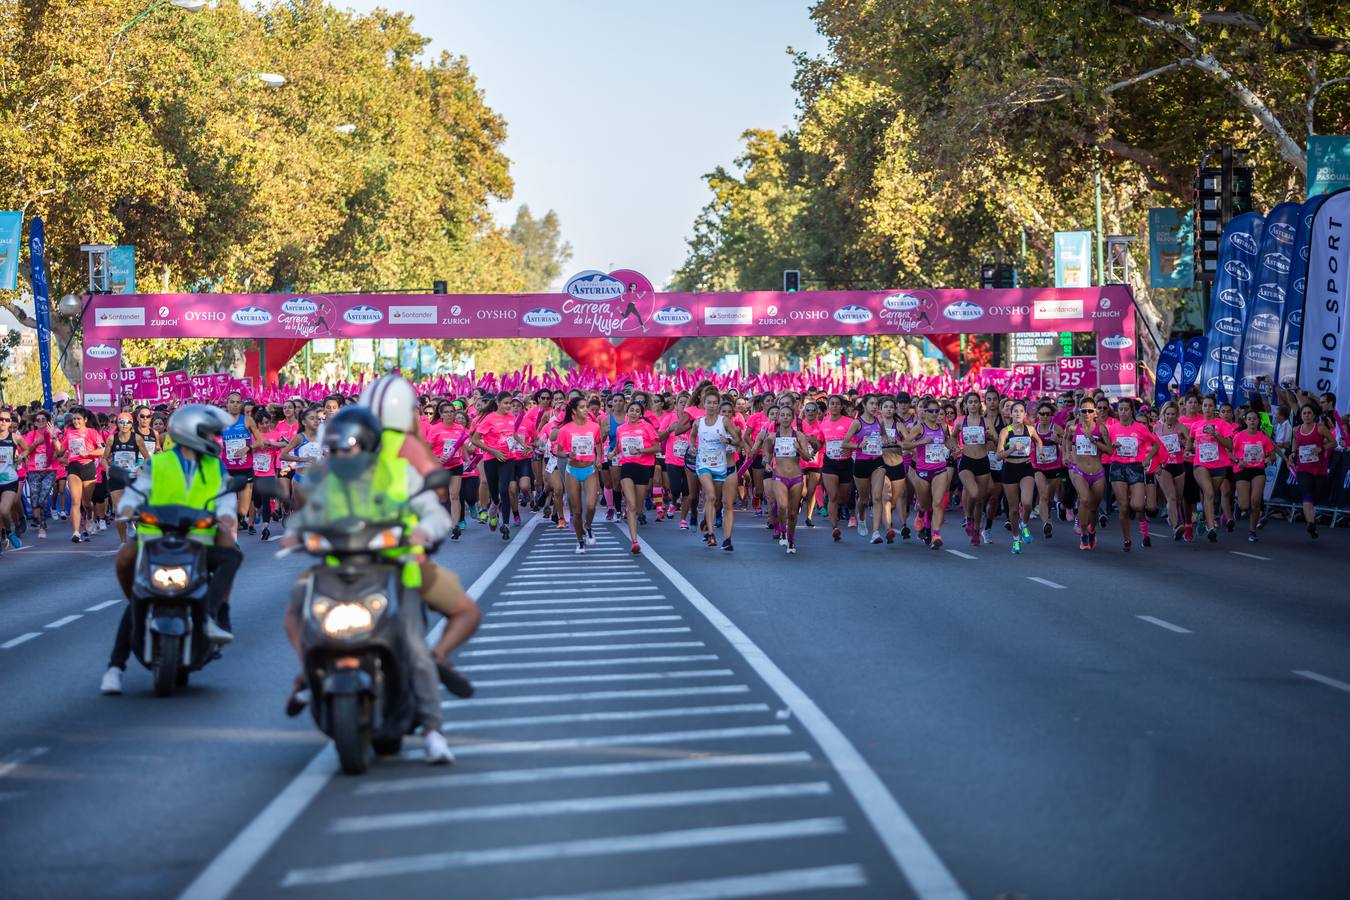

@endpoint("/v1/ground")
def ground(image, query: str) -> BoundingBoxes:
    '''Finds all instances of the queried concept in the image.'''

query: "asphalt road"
[1,504,1348,900]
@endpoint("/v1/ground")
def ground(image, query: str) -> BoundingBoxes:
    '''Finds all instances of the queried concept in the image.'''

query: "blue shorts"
[696,467,729,483]
[567,465,596,482]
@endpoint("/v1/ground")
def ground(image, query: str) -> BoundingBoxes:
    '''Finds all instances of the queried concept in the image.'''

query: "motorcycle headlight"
[303,532,334,554]
[320,598,385,638]
[366,526,403,550]
[150,566,189,591]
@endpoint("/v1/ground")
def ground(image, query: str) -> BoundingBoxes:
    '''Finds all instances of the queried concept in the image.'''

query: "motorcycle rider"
[100,405,243,695]
[281,406,458,764]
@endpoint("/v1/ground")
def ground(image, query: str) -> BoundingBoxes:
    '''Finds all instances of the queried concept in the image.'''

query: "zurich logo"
[653,305,693,326]
[1100,335,1132,350]
[833,304,873,324]
[1217,288,1245,310]
[1229,232,1258,254]
[1206,374,1236,394]
[1249,312,1281,332]
[450,305,463,316]
[1255,284,1284,306]
[564,270,625,302]
[1268,222,1296,244]
[281,298,318,316]
[1262,252,1290,275]
[86,344,118,359]
[882,293,922,311]
[766,305,779,317]
[1209,346,1240,365]
[1215,317,1243,337]
[231,306,272,326]
[343,305,383,325]
[1224,260,1252,281]
[1244,343,1278,364]
[943,300,984,322]
[522,308,563,328]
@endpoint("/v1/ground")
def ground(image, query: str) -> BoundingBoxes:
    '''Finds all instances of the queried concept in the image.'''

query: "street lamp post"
[117,0,206,37]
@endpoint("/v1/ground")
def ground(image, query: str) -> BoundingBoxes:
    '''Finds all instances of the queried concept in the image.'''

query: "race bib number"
[961,426,985,447]
[987,452,1003,471]
[621,436,643,457]
[825,439,845,460]
[1161,432,1181,453]
[32,452,48,470]
[1036,444,1058,464]
[225,438,248,462]
[672,437,689,457]
[1298,443,1319,464]
[1197,442,1220,464]
[774,436,797,458]
[112,450,136,470]
[571,434,594,458]
[862,434,883,456]
[253,454,274,475]
[1074,434,1098,456]
[1242,443,1262,464]
[0,447,13,468]
[1008,435,1031,458]
[67,436,85,456]
[506,435,525,454]
[1116,436,1139,459]
[698,445,725,470]
[297,442,323,465]
[923,442,948,464]
[544,456,558,474]
[440,441,456,461]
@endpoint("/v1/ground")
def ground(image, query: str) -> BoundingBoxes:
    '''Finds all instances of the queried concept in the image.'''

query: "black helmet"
[321,407,382,479]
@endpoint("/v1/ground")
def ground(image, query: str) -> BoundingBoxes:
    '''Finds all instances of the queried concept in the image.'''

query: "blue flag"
[30,217,53,411]
[1198,212,1264,401]
[1277,194,1328,385]
[1154,338,1183,406]
[1235,202,1300,403]
[1180,336,1207,393]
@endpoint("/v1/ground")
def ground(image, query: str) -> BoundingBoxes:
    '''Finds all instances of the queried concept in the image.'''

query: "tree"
[509,205,573,292]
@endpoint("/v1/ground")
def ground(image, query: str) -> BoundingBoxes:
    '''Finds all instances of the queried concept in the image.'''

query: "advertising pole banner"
[0,210,21,291]
[1235,202,1300,403]
[28,217,54,410]
[1278,194,1329,385]
[1198,212,1264,401]
[1180,336,1207,392]
[107,246,136,294]
[1148,208,1195,289]
[1307,136,1350,198]
[1154,338,1183,406]
[1054,232,1094,288]
[1298,187,1350,398]
[81,340,121,410]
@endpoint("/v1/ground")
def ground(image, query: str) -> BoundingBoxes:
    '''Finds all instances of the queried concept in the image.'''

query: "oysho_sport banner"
[1298,187,1350,398]
[1278,194,1329,385]
[1154,338,1183,406]
[1199,212,1264,401]
[1235,201,1300,403]
[1180,336,1207,393]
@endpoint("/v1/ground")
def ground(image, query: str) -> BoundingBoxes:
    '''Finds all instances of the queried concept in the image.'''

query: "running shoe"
[832,527,841,542]
[260,526,270,542]
[722,539,734,552]
[804,518,815,528]
[605,508,614,522]
[1043,522,1053,539]
[900,525,911,540]
[886,528,896,544]
[1004,520,1013,531]
[513,513,522,526]
[631,540,641,555]
[576,541,586,555]
[638,513,647,525]
[1140,519,1150,547]
[501,525,510,541]
[1309,522,1319,539]
[679,519,689,530]
[451,525,461,541]
[1057,503,1068,522]
[477,509,488,524]
[704,532,717,547]
[655,508,664,522]
[586,529,596,546]
[847,515,857,529]
[1173,525,1184,541]
[97,519,108,533]
[488,513,499,530]
[1183,523,1195,542]
[1020,524,1032,545]
[786,541,796,554]
[81,529,90,541]
[981,529,992,545]
[1123,539,1132,553]
[1079,533,1090,551]
[71,533,80,543]
[1207,529,1218,544]
[779,536,788,547]
[246,523,256,536]
[6,531,20,550]
[1098,513,1108,528]
[919,527,932,545]
[1087,529,1097,550]
[857,515,867,537]
[37,527,46,540]
[1247,532,1258,543]
[967,520,979,546]
[1011,538,1021,555]
[930,534,943,550]
[870,531,882,544]
[1224,516,1234,533]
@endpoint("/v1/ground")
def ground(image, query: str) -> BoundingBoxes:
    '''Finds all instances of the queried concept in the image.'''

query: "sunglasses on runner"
[924,407,939,414]
[117,418,132,425]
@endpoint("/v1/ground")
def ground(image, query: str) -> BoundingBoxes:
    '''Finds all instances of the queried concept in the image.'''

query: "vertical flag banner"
[1180,336,1207,392]
[107,245,136,294]
[1054,231,1093,288]
[0,210,22,291]
[1298,187,1350,398]
[1148,208,1194,288]
[1307,136,1350,198]
[1235,201,1300,402]
[81,340,122,411]
[1154,338,1183,406]
[1198,212,1264,401]
[1278,194,1329,385]
[29,217,54,410]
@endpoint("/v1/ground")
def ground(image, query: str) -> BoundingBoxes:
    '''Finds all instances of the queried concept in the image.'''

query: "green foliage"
[509,205,573,292]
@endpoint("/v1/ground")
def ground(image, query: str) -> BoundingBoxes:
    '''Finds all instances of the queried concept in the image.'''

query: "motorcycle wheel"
[153,635,182,698]
[372,736,404,757]
[331,694,371,775]
[176,668,190,688]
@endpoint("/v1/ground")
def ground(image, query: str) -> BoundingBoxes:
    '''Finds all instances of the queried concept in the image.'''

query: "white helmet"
[168,404,234,456]
[359,374,417,433]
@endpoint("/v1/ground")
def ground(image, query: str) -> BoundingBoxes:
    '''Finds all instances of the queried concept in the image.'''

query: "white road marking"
[517,563,639,570]
[0,746,49,779]
[510,864,868,900]
[180,517,548,900]
[85,599,124,612]
[448,724,793,757]
[1026,577,1065,589]
[482,615,682,629]
[457,654,720,673]
[354,750,813,795]
[500,586,661,596]
[527,550,630,557]
[330,782,833,833]
[472,668,734,688]
[1230,550,1271,561]
[444,702,770,731]
[506,576,653,584]
[1136,615,1192,634]
[636,531,969,900]
[495,596,667,607]
[488,605,674,616]
[472,627,691,644]
[44,614,83,629]
[1293,669,1350,695]
[943,548,977,560]
[1,633,41,650]
[280,818,847,886]
[445,685,748,709]
[460,641,705,658]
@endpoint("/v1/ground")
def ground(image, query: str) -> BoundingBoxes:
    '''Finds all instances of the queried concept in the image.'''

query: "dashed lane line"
[44,614,83,629]
[1,633,42,650]
[1292,669,1350,695]
[1230,550,1271,561]
[1026,577,1066,589]
[943,548,977,560]
[1136,615,1192,634]
[86,599,123,612]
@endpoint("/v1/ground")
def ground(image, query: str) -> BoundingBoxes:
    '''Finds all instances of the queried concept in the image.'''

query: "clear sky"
[337,0,827,289]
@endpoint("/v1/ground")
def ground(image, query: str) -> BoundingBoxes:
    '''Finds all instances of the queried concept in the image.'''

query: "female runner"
[280,405,324,486]
[798,400,825,529]
[816,394,854,542]
[1283,403,1336,539]
[249,407,289,540]
[1189,396,1234,543]
[102,411,151,544]
[1031,401,1064,538]
[469,392,521,540]
[843,394,887,544]
[1152,402,1191,541]
[902,399,955,550]
[0,409,30,550]
[616,400,661,554]
[694,388,742,551]
[427,401,469,539]
[21,409,58,540]
[757,405,818,554]
[1230,409,1275,543]
[879,396,911,543]
[953,392,995,546]
[556,397,603,553]
[220,391,266,536]
[1105,397,1157,551]
[995,400,1040,554]
[1063,401,1109,550]
[59,407,103,542]
[662,393,693,529]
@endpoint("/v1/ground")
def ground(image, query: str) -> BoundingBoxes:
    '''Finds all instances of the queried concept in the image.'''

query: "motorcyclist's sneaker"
[424,730,455,766]
[205,619,234,644]
[100,667,123,695]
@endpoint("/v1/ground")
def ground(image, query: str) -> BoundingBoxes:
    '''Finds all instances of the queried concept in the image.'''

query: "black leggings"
[483,458,517,510]
[666,465,689,503]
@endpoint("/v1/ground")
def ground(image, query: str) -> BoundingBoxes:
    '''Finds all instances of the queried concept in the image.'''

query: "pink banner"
[119,366,159,400]
[1057,356,1099,391]
[81,339,122,411]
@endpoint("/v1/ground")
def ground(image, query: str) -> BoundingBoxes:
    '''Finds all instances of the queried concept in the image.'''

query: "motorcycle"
[288,466,450,775]
[115,470,248,697]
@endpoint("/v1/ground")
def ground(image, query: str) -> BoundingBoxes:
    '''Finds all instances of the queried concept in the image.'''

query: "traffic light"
[1193,146,1252,282]
[783,270,800,292]
[432,280,447,294]
[979,263,1016,289]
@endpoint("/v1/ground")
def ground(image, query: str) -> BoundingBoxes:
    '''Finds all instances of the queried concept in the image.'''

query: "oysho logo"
[1100,335,1132,350]
[1218,288,1246,310]
[1210,346,1240,365]
[564,270,625,302]
[1215,317,1243,337]
[1262,252,1290,275]
[1224,260,1252,281]
[389,306,437,324]
[1255,284,1285,306]
[1230,231,1259,254]
[186,310,225,321]
[1244,343,1278,364]
[943,300,984,321]
[232,306,272,327]
[882,293,922,311]
[522,308,563,328]
[282,298,318,316]
[95,307,145,327]
[1269,222,1296,244]
[652,305,693,326]
[790,309,829,320]
[833,304,874,324]
[86,344,118,359]
[343,305,383,325]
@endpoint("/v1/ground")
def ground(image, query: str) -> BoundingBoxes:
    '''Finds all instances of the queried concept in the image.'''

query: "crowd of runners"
[1,374,1345,561]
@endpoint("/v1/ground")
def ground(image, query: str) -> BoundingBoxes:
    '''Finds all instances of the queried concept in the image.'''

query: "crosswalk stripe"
[493,596,667,607]
[442,684,749,709]
[472,627,690,644]
[501,586,661,596]
[481,616,682,629]
[447,724,793,757]
[488,606,674,617]
[500,864,868,900]
[471,668,734,688]
[457,654,719,672]
[444,703,769,731]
